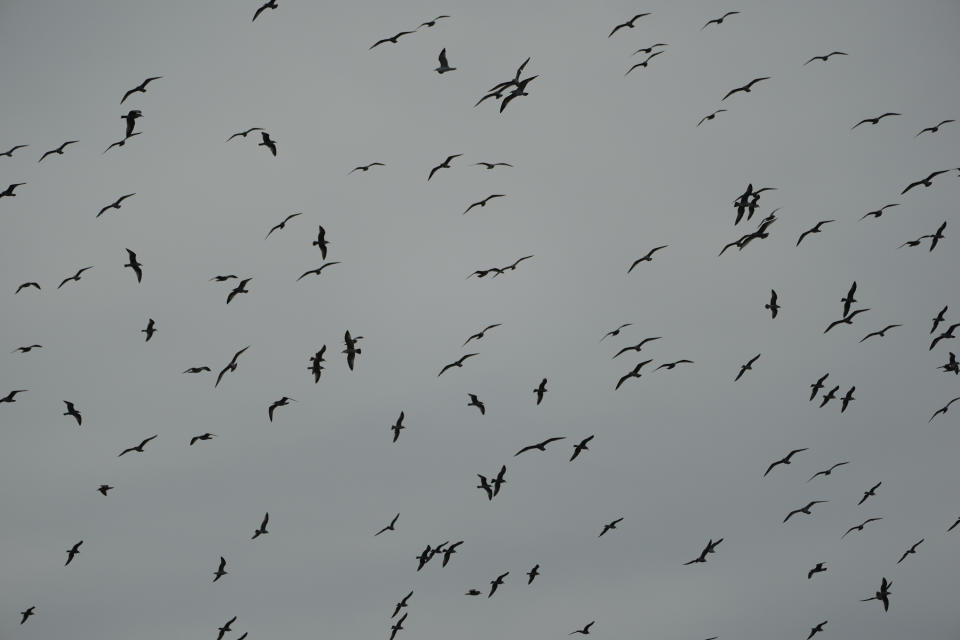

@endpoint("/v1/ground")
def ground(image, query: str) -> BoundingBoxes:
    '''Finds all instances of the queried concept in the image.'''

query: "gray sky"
[2,1,959,639]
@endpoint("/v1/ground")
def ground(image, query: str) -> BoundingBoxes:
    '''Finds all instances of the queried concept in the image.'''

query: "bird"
[312,225,330,258]
[820,385,840,408]
[948,516,960,533]
[860,325,901,343]
[97,193,136,218]
[97,484,114,496]
[599,517,623,537]
[252,0,278,22]
[65,540,83,566]
[465,589,482,596]
[861,577,892,611]
[515,437,566,456]
[570,621,596,635]
[121,109,142,138]
[141,318,156,342]
[183,366,211,374]
[499,75,537,113]
[418,15,450,28]
[526,564,540,584]
[930,323,960,350]
[252,512,269,539]
[763,448,808,477]
[216,346,250,387]
[124,249,143,283]
[809,373,829,400]
[851,113,901,129]
[265,212,303,239]
[62,401,82,426]
[796,220,834,246]
[103,132,141,154]
[217,616,237,640]
[697,109,727,126]
[441,541,463,567]
[499,255,534,273]
[807,621,828,639]
[226,127,264,141]
[38,140,78,162]
[764,289,780,318]
[20,606,35,624]
[226,278,252,304]
[702,11,740,29]
[210,274,238,282]
[467,267,504,279]
[118,434,157,456]
[390,412,405,442]
[463,194,505,214]
[370,31,415,49]
[939,351,959,375]
[297,262,341,281]
[375,513,399,536]
[625,51,663,75]
[807,562,827,579]
[841,281,858,317]
[684,538,723,565]
[258,131,277,156]
[0,389,27,403]
[616,360,653,389]
[391,591,413,618]
[15,282,41,293]
[722,77,770,101]
[928,220,947,251]
[735,353,761,381]
[467,394,485,415]
[601,323,633,342]
[343,330,362,371]
[901,169,949,194]
[213,556,228,582]
[268,396,294,422]
[915,119,954,136]
[655,359,694,371]
[784,501,828,523]
[931,305,949,334]
[189,432,216,446]
[428,154,461,181]
[570,435,594,461]
[308,346,326,383]
[488,571,509,597]
[438,353,478,376]
[474,161,513,170]
[897,539,924,564]
[860,203,899,220]
[929,396,960,422]
[0,182,25,198]
[1,144,28,157]
[349,162,385,173]
[533,378,548,404]
[632,43,667,56]
[808,461,850,482]
[628,245,668,272]
[858,481,881,505]
[463,324,501,346]
[12,344,42,353]
[435,48,456,74]
[608,13,650,37]
[825,308,870,334]
[476,474,494,500]
[840,386,856,412]
[492,465,507,496]
[804,51,847,65]
[121,76,162,103]
[842,517,883,539]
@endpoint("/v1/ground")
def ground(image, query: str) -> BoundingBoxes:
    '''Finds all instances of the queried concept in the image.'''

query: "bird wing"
[438,48,449,66]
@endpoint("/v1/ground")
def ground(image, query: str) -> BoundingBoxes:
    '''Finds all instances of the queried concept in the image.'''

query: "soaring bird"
[784,500,828,523]
[533,378,548,404]
[915,119,954,136]
[13,344,42,353]
[375,513,400,536]
[141,318,156,342]
[860,203,898,220]
[930,323,960,350]
[722,77,770,101]
[267,396,294,422]
[441,540,463,566]
[438,353,478,376]
[226,127,264,141]
[499,75,537,113]
[697,109,727,126]
[1,144,28,157]
[527,564,540,584]
[15,282,41,293]
[499,254,534,273]
[392,590,413,618]
[702,11,740,29]
[265,212,302,239]
[213,556,228,582]
[684,538,723,565]
[860,324,901,343]
[851,113,900,129]
[259,131,277,156]
[0,389,27,403]
[824,308,870,334]
[841,281,858,317]
[121,76,162,103]
[475,161,513,170]
[63,401,82,426]
[463,323,501,346]
[601,323,632,342]
[226,278,252,304]
[466,589,482,596]
[97,193,136,218]
[65,540,83,566]
[763,448,808,477]
[467,394,485,415]
[948,517,960,533]
[476,474,494,500]
[38,140,78,162]
[308,346,326,383]
[118,435,157,456]
[183,366,211,374]
[842,517,883,538]
[931,305,949,334]
[343,330,362,371]
[217,616,237,640]
[928,221,947,251]
[390,412,405,442]
[98,485,114,496]
[861,577,892,612]
[252,0,278,22]
[939,351,959,375]
[570,621,596,635]
[370,31,415,49]
[428,154,461,180]
[189,433,216,445]
[297,262,341,281]
[216,346,250,387]
[628,245,668,272]
[608,13,650,37]
[929,396,960,422]
[901,169,949,195]
[632,43,668,56]
[570,435,594,461]
[252,512,269,539]
[488,572,509,597]
[807,621,828,639]
[796,220,833,246]
[858,481,882,506]
[625,51,663,75]
[492,465,507,496]
[840,386,856,413]
[103,132,141,154]
[764,289,780,318]
[515,437,566,456]
[809,373,829,400]
[820,385,840,407]
[124,249,143,282]
[435,48,456,73]
[349,162,385,173]
[808,562,827,579]
[897,539,923,564]
[804,51,847,65]
[419,15,450,28]
[599,517,623,537]
[735,353,761,381]
[20,606,35,624]
[210,274,238,282]
[463,194,505,214]
[312,225,330,258]
[121,109,142,138]
[656,359,693,371]
[808,461,850,482]
[0,182,25,198]
[616,360,653,389]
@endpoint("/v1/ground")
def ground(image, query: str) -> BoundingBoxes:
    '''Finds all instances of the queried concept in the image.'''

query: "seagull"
[226,278,252,304]
[419,15,450,28]
[915,119,954,136]
[297,262,341,281]
[226,127,264,141]
[268,397,294,422]
[684,538,723,565]
[38,140,78,162]
[804,51,847,65]
[797,220,834,246]
[210,274,238,282]
[861,577,892,612]
[1,144,28,157]
[931,305,949,334]
[118,434,157,456]
[258,131,277,156]
[392,591,413,618]
[897,539,924,564]
[465,589,482,596]
[807,562,827,579]
[124,249,143,283]
[858,481,882,505]
[764,289,780,318]
[141,318,156,342]
[265,212,303,239]
[735,353,761,381]
[375,513,400,536]
[655,359,694,371]
[499,255,534,273]
[763,448,808,477]
[217,616,237,640]
[820,385,840,408]
[860,325,901,342]
[435,48,456,74]
[12,344,42,353]
[390,412,405,442]
[515,437,566,456]
[0,182,25,198]
[601,323,632,342]
[702,11,740,29]
[252,0,278,22]
[599,517,623,537]
[616,360,653,389]
[189,433,215,445]
[0,389,27,403]
[63,401,82,426]
[625,51,663,75]
[570,435,594,461]
[939,351,959,375]
[121,76,162,103]
[216,346,250,387]
[824,308,870,334]
[928,221,947,251]
[121,109,142,138]
[901,169,949,194]
[183,366,211,374]
[467,394,485,415]
[476,474,494,500]
[463,324,501,346]
[809,461,850,482]
[441,541,463,567]
[851,112,900,129]
[15,282,41,293]
[492,465,507,496]
[841,281,857,316]
[628,245,668,272]
[252,512,269,539]
[488,571,509,597]
[809,373,829,400]
[608,13,651,37]
[860,203,899,220]
[438,353,478,377]
[632,43,668,56]
[722,77,770,101]
[65,540,83,566]
[213,556,228,582]
[697,109,727,126]
[349,162,385,173]
[840,386,856,412]
[499,75,537,113]
[103,132,141,154]
[312,225,330,258]
[98,485,114,496]
[784,500,828,523]
[570,621,596,635]
[20,606,35,624]
[343,330,362,371]
[807,621,828,639]
[533,378,548,404]
[527,564,540,584]
[929,396,960,422]
[97,193,136,218]
[842,517,882,539]
[428,154,462,181]
[930,323,960,350]
[308,346,326,383]
[467,267,504,279]
[475,161,513,170]
[370,31,415,49]
[463,194,505,215]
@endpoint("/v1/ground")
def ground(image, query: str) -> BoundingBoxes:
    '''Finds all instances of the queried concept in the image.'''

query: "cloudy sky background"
[2,1,959,639]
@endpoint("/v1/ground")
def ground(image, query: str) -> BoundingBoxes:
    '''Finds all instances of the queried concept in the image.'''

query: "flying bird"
[463,323,501,346]
[763,448,808,477]
[820,385,840,407]
[616,359,653,389]
[38,140,78,162]
[141,318,156,342]
[441,541,463,567]
[527,564,540,584]
[901,169,949,194]
[217,616,237,640]
[392,590,413,618]
[784,500,828,523]
[808,562,827,579]
[861,578,892,612]
[121,109,143,138]
[804,51,847,65]
[252,512,269,539]
[15,282,40,293]
[840,386,856,412]
[390,412,405,442]
[931,305,948,334]
[656,359,693,370]
[216,346,250,387]
[570,435,594,461]
[118,434,157,456]
[349,162,385,173]
[625,51,663,75]
[515,437,566,456]
[428,154,461,180]
[475,161,513,170]
[265,212,302,239]
[213,556,228,582]
[308,346,326,383]
[915,119,954,136]
[842,517,882,538]
[211,274,238,282]
[533,378,548,404]
[824,308,870,334]
[65,540,83,566]
[62,401,82,426]
[570,621,596,635]
[1,144,28,157]
[608,13,650,37]
[467,394,485,415]
[98,484,114,495]
[599,517,623,537]
[930,323,960,350]
[226,127,264,141]
[722,77,770,101]
[860,203,898,220]
[435,48,456,74]
[499,254,534,273]
[226,278,251,304]
[438,353,478,376]
[796,220,833,246]
[375,513,400,536]
[183,366,211,374]
[476,474,494,501]
[343,330,362,371]
[928,221,947,251]
[702,11,740,29]
[810,373,829,400]
[896,539,923,564]
[252,0,278,22]
[463,194,505,214]
[267,396,294,422]
[20,606,35,624]
[860,325,901,343]
[189,433,216,445]
[370,31,415,49]
[628,245,668,272]
[851,113,900,129]
[939,351,958,375]
[258,131,277,156]
[297,262,341,281]
[929,396,960,422]
[103,132,141,154]
[841,281,858,317]
[0,182,25,198]
[124,249,143,282]
[697,109,727,126]
[948,517,960,533]
[807,621,828,639]
[0,389,27,403]
[12,344,42,353]
[97,193,136,218]
[735,353,761,381]
[419,15,450,28]
[488,571,509,597]
[499,75,537,113]
[492,465,507,496]
[312,225,330,258]
[764,289,780,318]
[632,43,668,56]
[121,76,162,103]
[808,461,850,482]
[601,323,632,342]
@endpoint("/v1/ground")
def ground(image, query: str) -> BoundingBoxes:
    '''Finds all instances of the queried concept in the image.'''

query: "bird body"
[121,76,161,103]
[141,318,156,341]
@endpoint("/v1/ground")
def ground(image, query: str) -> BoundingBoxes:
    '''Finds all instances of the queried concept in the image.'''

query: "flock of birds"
[3,3,959,640]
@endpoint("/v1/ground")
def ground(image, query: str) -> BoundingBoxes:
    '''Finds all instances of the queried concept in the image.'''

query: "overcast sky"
[2,1,959,639]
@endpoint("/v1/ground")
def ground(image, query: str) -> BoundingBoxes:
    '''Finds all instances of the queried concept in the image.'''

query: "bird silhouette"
[259,131,277,156]
[124,249,143,283]
[20,606,35,624]
[226,127,264,141]
[463,194,505,214]
[103,132,141,154]
[390,412,405,442]
[0,389,27,403]
[97,193,136,218]
[809,373,829,400]
[141,318,156,342]
[929,396,960,422]
[418,15,450,28]
[697,109,727,126]
[213,556,228,582]
[930,323,960,350]
[467,394,485,415]
[928,221,947,251]
[463,323,501,346]
[735,353,761,381]
[428,154,461,180]
[860,203,898,220]
[308,346,326,383]
[601,323,632,342]
[533,378,548,404]
[39,140,78,162]
[570,621,596,635]
[265,212,302,239]
[474,161,513,170]
[312,225,330,258]
[0,182,25,198]
[599,517,623,537]
[764,289,780,318]
[435,48,456,74]
[97,485,114,496]
[608,13,650,37]
[840,386,855,413]
[297,262,341,281]
[12,344,42,353]
[797,220,833,245]
[824,308,870,334]
[226,278,252,304]
[216,346,250,387]
[217,616,237,640]
[570,435,594,461]
[121,76,162,103]
[901,169,949,195]
[183,366,211,374]
[722,77,770,101]
[488,571,509,596]
[628,245,668,272]
[65,540,83,566]
[808,461,850,482]
[702,11,740,29]
[804,51,847,65]
[1,144,28,157]
[15,282,41,293]
[441,540,463,567]
[63,401,82,426]
[252,512,269,539]
[764,448,808,477]
[625,51,663,75]
[931,305,949,334]
[375,513,400,536]
[915,119,954,136]
[438,353,478,377]
[252,0,278,22]
[391,590,413,617]
[861,577,891,611]
[807,562,827,579]
[370,31,415,49]
[118,434,157,456]
[896,539,923,564]
[343,330,362,371]
[515,436,566,456]
[189,433,216,445]
[616,360,653,389]
[807,621,828,639]
[526,564,540,584]
[655,359,694,371]
[852,112,900,129]
[784,500,828,523]
[860,325,901,343]
[268,396,294,422]
[842,517,882,538]
[349,162,385,173]
[121,109,142,138]
[58,266,94,289]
